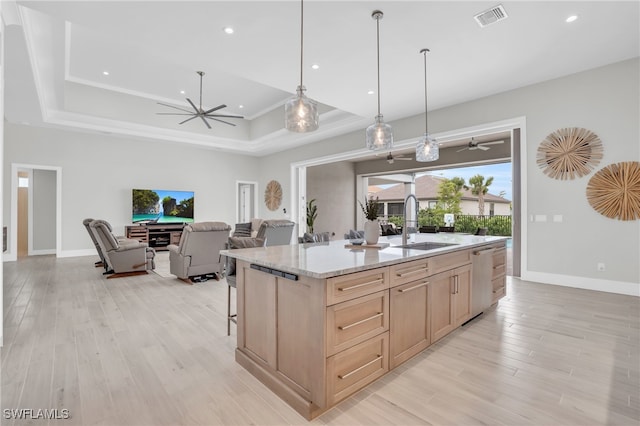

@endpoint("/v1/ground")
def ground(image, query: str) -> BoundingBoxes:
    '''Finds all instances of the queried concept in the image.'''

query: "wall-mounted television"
[132,189,194,224]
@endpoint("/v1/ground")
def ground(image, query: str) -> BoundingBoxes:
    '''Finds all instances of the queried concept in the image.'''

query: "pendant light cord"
[376,14,381,115]
[421,48,430,134]
[299,0,304,88]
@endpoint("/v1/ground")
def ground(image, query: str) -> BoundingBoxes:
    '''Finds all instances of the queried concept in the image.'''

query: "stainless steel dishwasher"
[470,246,496,318]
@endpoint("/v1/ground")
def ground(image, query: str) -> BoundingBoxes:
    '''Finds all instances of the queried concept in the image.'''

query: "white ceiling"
[4,1,639,156]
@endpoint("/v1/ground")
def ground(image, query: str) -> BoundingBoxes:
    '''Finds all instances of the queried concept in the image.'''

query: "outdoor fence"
[385,213,512,236]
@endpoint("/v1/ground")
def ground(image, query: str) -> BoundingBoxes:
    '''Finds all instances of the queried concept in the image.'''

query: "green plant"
[359,196,380,221]
[306,199,318,233]
[387,216,404,227]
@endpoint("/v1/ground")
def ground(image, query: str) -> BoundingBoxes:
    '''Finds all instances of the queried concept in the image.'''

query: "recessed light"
[239,105,244,109]
[367,90,375,95]
[102,71,109,76]
[566,15,578,23]
[311,64,320,70]
[223,26,234,35]
[180,90,185,94]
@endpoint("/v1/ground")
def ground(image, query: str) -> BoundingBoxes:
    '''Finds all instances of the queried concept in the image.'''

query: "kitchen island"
[223,233,508,420]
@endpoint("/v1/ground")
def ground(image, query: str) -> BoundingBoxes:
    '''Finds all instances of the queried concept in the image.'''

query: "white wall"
[3,124,261,257]
[258,58,640,294]
[307,161,356,238]
[3,59,638,295]
[31,168,56,252]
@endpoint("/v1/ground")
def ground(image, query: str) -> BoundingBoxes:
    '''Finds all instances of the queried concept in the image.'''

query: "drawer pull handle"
[338,278,383,292]
[338,355,383,379]
[473,248,495,256]
[396,267,428,278]
[338,312,384,330]
[398,281,429,293]
[493,286,505,294]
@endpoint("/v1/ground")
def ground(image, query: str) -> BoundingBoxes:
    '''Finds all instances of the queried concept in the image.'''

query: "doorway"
[236,181,258,223]
[291,117,526,278]
[8,164,62,261]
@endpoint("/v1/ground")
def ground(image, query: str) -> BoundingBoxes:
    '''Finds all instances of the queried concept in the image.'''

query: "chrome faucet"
[402,194,419,245]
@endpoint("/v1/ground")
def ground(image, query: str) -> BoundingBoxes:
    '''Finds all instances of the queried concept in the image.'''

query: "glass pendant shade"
[285,85,319,132]
[366,114,393,150]
[416,132,439,161]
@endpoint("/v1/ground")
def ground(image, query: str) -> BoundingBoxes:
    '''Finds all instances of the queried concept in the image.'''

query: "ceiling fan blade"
[477,145,490,151]
[157,102,194,114]
[185,98,200,114]
[206,116,237,127]
[205,113,244,119]
[156,113,195,116]
[203,104,227,114]
[396,157,413,161]
[199,115,212,129]
[456,147,469,152]
[178,115,199,125]
[480,140,505,146]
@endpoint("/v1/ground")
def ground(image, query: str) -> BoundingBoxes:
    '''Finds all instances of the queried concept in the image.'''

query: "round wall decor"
[536,127,603,180]
[586,161,640,221]
[264,180,283,211]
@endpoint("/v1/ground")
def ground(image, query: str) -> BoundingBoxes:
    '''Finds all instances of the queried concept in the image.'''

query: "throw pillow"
[226,237,266,276]
[232,222,252,237]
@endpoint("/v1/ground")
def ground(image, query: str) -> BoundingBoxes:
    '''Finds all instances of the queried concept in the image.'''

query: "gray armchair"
[167,221,231,284]
[83,218,133,269]
[255,219,295,246]
[89,219,155,278]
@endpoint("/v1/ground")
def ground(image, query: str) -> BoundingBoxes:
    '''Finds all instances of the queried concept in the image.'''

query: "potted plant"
[306,198,318,233]
[359,196,380,245]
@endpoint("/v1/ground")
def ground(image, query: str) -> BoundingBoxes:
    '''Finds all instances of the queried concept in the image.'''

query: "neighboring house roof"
[373,175,511,203]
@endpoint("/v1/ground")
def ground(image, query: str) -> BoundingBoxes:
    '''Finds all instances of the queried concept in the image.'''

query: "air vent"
[474,4,508,28]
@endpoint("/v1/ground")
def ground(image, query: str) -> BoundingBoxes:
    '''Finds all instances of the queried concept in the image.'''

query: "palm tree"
[468,174,494,216]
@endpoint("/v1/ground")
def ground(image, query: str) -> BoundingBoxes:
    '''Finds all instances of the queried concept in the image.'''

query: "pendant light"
[365,10,393,151]
[284,0,319,133]
[416,48,439,162]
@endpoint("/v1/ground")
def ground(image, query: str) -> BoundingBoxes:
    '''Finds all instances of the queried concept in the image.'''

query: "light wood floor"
[2,255,638,425]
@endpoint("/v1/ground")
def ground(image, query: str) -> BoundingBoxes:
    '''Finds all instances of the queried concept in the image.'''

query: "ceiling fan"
[377,152,413,164]
[157,71,244,128]
[456,138,504,152]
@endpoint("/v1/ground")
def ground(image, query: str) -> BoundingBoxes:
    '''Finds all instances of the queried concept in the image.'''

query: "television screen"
[132,189,194,224]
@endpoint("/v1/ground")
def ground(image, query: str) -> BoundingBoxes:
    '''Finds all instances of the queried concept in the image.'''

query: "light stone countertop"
[222,233,509,279]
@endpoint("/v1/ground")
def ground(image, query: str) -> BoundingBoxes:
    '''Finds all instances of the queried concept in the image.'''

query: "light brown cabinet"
[430,264,472,343]
[492,246,507,303]
[389,277,430,368]
[235,246,481,420]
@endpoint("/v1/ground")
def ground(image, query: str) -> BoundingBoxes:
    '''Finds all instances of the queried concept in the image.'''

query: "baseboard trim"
[58,249,97,258]
[29,249,56,256]
[522,271,639,297]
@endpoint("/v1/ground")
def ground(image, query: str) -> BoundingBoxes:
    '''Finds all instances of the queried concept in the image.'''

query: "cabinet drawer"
[327,291,389,356]
[492,276,506,303]
[326,332,389,406]
[389,258,430,287]
[430,249,471,275]
[327,267,389,305]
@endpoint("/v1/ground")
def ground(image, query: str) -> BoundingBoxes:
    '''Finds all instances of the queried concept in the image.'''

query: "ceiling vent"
[474,4,508,28]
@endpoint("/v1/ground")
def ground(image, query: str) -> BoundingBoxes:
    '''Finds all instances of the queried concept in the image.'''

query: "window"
[387,202,404,217]
[18,177,29,188]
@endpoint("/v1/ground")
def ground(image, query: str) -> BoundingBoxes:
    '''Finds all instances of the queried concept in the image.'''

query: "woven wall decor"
[264,180,283,211]
[586,161,640,221]
[536,127,603,180]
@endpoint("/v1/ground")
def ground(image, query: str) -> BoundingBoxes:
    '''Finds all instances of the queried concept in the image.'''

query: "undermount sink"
[394,242,459,250]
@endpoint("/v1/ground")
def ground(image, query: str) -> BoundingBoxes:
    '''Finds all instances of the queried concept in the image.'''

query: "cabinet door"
[429,270,455,343]
[453,264,472,327]
[390,278,430,368]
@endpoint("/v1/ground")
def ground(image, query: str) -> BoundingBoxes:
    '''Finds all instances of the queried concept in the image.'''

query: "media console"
[125,223,185,251]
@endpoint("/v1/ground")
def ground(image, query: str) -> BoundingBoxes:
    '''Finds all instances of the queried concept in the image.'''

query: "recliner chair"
[83,218,132,268]
[255,219,295,246]
[167,221,231,284]
[89,219,155,278]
